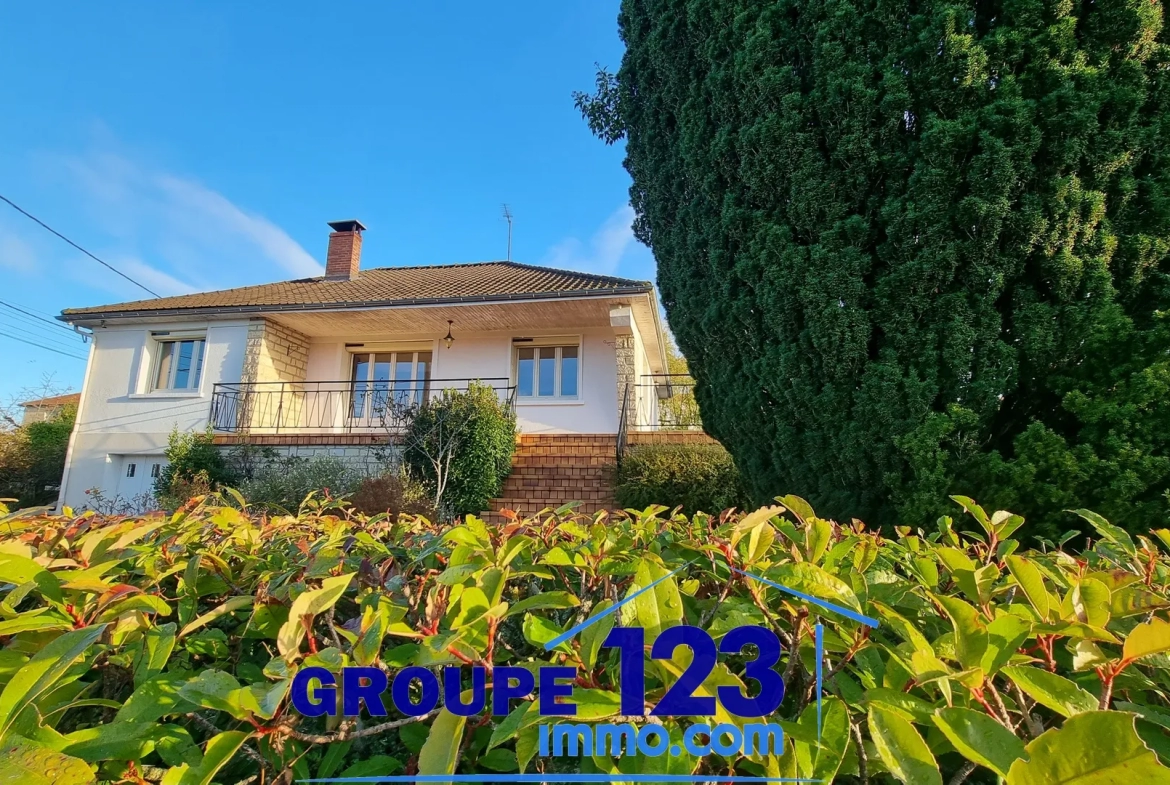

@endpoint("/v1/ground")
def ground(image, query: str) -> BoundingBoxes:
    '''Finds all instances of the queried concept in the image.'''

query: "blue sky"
[0,1,647,402]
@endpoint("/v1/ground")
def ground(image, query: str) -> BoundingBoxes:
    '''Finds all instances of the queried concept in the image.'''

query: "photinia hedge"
[0,491,1169,783]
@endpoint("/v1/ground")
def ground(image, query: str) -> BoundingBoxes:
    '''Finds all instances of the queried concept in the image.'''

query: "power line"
[0,330,88,361]
[0,194,161,298]
[0,315,85,351]
[0,300,75,333]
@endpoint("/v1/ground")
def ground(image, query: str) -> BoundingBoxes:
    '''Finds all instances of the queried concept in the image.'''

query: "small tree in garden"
[155,427,237,509]
[0,406,75,508]
[403,381,516,518]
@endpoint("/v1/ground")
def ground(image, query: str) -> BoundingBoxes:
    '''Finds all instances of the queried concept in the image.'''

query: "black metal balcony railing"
[628,374,703,432]
[209,378,515,435]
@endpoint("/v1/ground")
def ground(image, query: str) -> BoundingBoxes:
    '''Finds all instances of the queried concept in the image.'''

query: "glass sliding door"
[349,350,432,426]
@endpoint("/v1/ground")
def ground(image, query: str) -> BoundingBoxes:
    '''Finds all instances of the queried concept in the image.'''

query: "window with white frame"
[514,341,580,400]
[349,350,433,420]
[152,334,205,392]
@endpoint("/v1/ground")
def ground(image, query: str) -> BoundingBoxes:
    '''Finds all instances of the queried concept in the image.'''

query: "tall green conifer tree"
[579,0,1170,536]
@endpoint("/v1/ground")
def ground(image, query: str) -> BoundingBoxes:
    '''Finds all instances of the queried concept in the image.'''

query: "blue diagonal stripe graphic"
[729,566,880,628]
[815,621,824,741]
[543,562,691,650]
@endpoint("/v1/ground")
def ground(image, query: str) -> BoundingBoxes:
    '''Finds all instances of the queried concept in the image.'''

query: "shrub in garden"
[155,427,237,509]
[348,469,435,519]
[615,441,748,514]
[239,454,362,512]
[2,493,1170,782]
[403,380,516,518]
[0,405,75,508]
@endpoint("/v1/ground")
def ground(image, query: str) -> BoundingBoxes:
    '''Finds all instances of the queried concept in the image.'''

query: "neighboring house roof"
[19,392,81,409]
[58,261,654,322]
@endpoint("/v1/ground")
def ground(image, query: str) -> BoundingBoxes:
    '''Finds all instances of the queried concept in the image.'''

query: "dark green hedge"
[578,0,1170,539]
[615,442,748,515]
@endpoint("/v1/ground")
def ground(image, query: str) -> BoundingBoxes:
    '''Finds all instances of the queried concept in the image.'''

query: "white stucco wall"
[58,320,249,510]
[59,317,627,508]
[304,327,619,434]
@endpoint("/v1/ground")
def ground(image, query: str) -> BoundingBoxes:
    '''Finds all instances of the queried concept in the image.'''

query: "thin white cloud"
[0,227,38,274]
[51,148,323,300]
[154,174,321,278]
[542,204,647,276]
[115,257,199,298]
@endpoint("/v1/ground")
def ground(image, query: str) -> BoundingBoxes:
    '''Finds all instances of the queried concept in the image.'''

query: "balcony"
[209,378,515,437]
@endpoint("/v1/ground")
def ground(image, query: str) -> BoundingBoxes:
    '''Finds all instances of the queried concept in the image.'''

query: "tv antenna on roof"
[501,204,513,261]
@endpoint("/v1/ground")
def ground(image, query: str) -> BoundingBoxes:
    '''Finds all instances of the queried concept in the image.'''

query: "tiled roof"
[60,261,653,321]
[19,392,81,408]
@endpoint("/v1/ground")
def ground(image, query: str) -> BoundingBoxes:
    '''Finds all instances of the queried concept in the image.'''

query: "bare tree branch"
[948,761,977,785]
[283,709,439,744]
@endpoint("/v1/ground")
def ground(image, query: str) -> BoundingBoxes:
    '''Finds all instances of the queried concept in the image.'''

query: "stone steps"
[482,434,617,522]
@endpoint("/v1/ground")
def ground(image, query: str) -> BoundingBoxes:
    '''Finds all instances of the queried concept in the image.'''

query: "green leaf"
[805,518,832,564]
[1072,510,1136,555]
[982,614,1032,675]
[59,721,158,763]
[504,591,580,617]
[865,688,937,724]
[488,701,537,750]
[0,614,71,636]
[1005,555,1052,621]
[1002,666,1097,718]
[521,614,569,653]
[338,755,403,778]
[579,599,614,671]
[1007,711,1170,785]
[516,726,539,774]
[417,708,467,776]
[730,506,784,548]
[811,697,850,782]
[132,623,177,686]
[1124,617,1170,663]
[935,546,976,574]
[953,563,1000,606]
[1111,586,1170,618]
[178,596,253,638]
[932,594,988,670]
[162,730,251,785]
[868,704,942,785]
[770,561,864,614]
[1116,702,1170,732]
[478,748,518,772]
[0,737,94,784]
[951,496,992,535]
[932,706,1027,778]
[747,521,777,565]
[1061,578,1111,628]
[776,495,812,523]
[178,670,245,718]
[0,554,63,604]
[563,688,623,720]
[277,573,354,659]
[0,624,106,742]
[153,724,201,768]
[116,673,195,724]
[631,558,684,640]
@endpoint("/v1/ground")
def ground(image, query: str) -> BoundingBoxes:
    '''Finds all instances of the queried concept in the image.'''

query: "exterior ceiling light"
[444,320,455,349]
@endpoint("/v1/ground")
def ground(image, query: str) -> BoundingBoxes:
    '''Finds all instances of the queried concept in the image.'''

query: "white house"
[56,220,682,513]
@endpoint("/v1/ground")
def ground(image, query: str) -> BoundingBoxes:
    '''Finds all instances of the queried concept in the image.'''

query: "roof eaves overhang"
[58,285,655,326]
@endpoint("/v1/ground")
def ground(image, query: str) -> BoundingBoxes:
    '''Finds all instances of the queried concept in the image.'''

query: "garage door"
[114,456,166,507]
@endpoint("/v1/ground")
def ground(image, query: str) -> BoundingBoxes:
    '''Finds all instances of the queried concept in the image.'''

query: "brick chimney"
[325,219,366,280]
